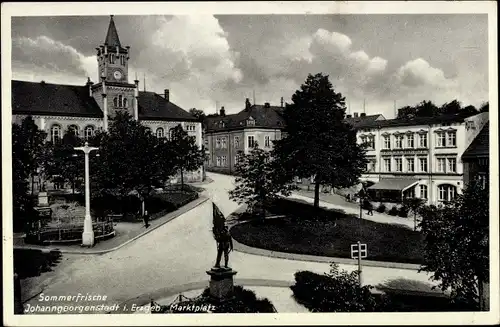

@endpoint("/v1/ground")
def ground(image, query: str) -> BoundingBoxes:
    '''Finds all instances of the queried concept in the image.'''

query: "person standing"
[365,198,374,216]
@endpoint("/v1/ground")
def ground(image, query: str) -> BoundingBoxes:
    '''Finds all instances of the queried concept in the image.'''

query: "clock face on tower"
[113,70,123,81]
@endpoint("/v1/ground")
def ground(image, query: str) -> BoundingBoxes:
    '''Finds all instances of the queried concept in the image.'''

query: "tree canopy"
[169,124,205,189]
[229,144,295,217]
[397,99,479,119]
[89,112,164,205]
[273,73,367,209]
[419,181,489,309]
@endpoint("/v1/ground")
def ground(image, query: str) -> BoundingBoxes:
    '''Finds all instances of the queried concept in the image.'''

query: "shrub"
[376,203,386,213]
[398,206,409,218]
[155,286,276,313]
[291,263,379,312]
[388,206,399,216]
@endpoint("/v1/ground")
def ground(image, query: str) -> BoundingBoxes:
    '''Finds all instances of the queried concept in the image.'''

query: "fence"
[25,219,115,245]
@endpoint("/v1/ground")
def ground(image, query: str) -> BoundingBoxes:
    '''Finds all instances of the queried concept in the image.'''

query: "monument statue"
[215,227,233,268]
[212,203,233,268]
[207,202,237,300]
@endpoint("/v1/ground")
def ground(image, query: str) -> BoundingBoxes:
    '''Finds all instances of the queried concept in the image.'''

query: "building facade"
[356,112,489,204]
[12,15,203,186]
[204,99,284,174]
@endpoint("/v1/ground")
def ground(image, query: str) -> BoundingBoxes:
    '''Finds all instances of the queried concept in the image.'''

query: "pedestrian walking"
[365,198,374,216]
[143,210,150,228]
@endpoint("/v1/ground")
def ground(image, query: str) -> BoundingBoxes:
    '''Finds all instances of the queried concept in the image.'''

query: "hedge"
[155,286,276,313]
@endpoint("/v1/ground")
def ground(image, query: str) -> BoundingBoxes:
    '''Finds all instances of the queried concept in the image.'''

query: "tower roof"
[104,15,121,47]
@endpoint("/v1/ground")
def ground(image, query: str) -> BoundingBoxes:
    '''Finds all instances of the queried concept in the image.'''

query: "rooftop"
[462,122,489,159]
[205,102,284,131]
[12,80,197,122]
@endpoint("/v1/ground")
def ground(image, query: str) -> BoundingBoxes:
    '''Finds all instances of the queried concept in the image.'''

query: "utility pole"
[357,240,362,286]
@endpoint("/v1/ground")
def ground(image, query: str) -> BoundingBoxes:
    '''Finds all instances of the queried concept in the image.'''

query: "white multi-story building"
[352,112,489,204]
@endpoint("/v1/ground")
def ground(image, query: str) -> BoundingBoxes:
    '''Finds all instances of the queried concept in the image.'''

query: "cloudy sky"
[11,14,488,118]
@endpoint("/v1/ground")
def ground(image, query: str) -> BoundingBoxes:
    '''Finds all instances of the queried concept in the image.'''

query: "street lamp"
[74,141,99,247]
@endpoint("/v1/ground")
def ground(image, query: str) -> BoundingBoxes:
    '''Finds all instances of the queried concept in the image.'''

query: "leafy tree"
[14,117,48,194]
[273,73,368,210]
[415,100,440,117]
[479,102,489,112]
[90,112,162,215]
[461,105,479,116]
[169,124,206,190]
[396,105,417,119]
[291,263,378,312]
[419,181,489,310]
[403,197,425,231]
[46,130,84,194]
[12,123,38,232]
[189,108,206,122]
[229,144,295,218]
[439,99,462,115]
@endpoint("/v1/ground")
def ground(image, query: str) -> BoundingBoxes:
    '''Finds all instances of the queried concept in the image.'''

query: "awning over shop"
[367,178,419,192]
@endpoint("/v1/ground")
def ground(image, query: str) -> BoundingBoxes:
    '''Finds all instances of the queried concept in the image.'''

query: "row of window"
[362,130,457,150]
[370,156,457,173]
[381,133,428,150]
[51,124,95,142]
[416,184,456,202]
[214,135,271,149]
[51,124,196,142]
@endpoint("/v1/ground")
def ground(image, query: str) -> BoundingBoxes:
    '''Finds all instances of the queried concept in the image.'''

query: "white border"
[2,1,498,326]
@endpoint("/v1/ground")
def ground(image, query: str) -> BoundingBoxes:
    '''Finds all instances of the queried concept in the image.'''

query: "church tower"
[92,15,139,129]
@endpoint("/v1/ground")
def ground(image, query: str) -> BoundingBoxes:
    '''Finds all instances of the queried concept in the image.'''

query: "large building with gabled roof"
[12,15,203,184]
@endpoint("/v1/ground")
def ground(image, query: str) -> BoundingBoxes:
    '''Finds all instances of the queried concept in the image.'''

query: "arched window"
[144,127,152,134]
[123,97,127,108]
[110,54,115,64]
[156,127,164,138]
[113,97,118,107]
[51,124,61,143]
[438,184,457,202]
[84,125,95,139]
[118,95,123,108]
[68,124,79,136]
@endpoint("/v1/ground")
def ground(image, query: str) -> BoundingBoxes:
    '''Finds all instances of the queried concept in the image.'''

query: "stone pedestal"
[206,267,237,301]
[38,192,49,207]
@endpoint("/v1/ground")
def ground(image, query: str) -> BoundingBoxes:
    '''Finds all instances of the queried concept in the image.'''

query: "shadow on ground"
[14,248,63,280]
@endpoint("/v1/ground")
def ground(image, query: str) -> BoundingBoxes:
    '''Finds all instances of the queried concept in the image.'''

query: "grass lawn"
[230,214,425,264]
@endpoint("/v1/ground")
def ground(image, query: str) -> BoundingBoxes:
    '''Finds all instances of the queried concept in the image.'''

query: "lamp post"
[74,142,99,247]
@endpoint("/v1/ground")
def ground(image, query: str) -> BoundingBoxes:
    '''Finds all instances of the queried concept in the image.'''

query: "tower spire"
[104,15,121,47]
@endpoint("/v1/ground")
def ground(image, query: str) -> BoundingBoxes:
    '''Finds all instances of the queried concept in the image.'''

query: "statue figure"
[215,226,233,268]
[212,202,233,268]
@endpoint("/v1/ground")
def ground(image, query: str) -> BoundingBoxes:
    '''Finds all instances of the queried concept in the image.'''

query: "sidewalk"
[290,191,415,230]
[14,196,208,254]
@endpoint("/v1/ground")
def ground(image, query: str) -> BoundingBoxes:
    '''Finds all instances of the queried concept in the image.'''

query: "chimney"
[264,102,270,108]
[220,106,226,117]
[245,98,251,110]
[164,89,170,102]
[346,114,352,118]
[360,113,366,117]
[280,97,284,108]
[353,112,359,118]
[86,77,94,97]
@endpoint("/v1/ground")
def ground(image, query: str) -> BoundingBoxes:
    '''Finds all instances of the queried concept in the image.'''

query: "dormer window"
[247,117,255,126]
[219,121,225,128]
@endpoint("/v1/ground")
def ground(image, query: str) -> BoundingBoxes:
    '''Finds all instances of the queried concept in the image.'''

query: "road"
[21,172,440,313]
